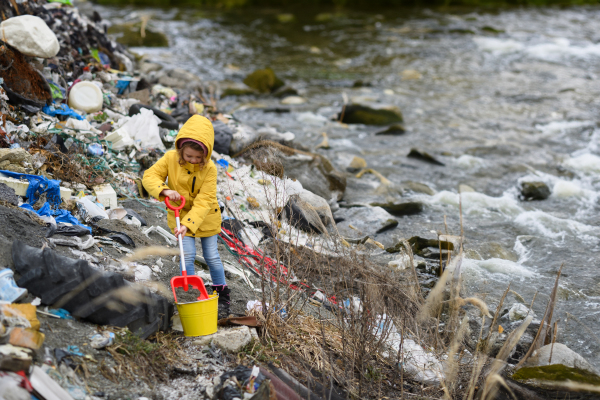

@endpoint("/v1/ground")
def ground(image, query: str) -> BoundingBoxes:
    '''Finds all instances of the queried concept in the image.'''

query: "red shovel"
[166,197,210,302]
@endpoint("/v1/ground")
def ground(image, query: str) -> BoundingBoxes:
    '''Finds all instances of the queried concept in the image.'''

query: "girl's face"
[182,146,205,164]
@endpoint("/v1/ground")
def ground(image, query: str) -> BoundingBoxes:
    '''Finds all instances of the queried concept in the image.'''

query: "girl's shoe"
[212,285,230,318]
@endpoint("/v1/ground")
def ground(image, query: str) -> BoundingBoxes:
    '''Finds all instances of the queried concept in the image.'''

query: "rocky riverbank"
[0,0,599,399]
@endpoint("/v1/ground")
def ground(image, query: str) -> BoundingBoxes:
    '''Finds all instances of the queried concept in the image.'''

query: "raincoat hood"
[175,115,214,161]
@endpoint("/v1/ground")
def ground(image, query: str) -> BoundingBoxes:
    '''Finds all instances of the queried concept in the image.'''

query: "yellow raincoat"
[142,115,221,238]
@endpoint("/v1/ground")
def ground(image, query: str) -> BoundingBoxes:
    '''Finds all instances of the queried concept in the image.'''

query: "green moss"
[481,26,505,33]
[243,68,285,93]
[513,364,600,386]
[340,104,403,125]
[108,23,169,47]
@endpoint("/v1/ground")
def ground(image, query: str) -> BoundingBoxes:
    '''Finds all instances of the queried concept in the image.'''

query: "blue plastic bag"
[1,170,62,206]
[21,202,92,233]
[42,104,84,120]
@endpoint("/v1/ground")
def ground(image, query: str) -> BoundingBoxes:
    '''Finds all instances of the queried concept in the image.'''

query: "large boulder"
[513,344,600,392]
[243,68,284,93]
[520,181,551,201]
[339,103,403,125]
[279,153,346,201]
[243,145,346,201]
[284,189,334,234]
[523,343,597,374]
[334,206,398,239]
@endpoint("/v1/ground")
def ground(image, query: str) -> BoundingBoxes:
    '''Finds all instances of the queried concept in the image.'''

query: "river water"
[96,3,600,367]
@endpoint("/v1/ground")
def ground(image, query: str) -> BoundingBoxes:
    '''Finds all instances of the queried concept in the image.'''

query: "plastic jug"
[68,82,104,113]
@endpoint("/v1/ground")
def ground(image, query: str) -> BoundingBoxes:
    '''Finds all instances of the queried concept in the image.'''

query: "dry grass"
[100,329,191,385]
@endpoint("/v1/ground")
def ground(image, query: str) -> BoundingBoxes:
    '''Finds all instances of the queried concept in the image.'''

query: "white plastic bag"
[0,15,59,58]
[120,108,165,150]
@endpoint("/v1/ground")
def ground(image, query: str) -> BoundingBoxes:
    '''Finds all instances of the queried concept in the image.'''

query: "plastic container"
[68,82,104,113]
[76,196,109,220]
[0,268,27,303]
[87,143,104,157]
[176,294,218,337]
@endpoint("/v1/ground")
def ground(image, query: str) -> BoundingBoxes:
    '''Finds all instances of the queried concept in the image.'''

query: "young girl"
[142,115,230,314]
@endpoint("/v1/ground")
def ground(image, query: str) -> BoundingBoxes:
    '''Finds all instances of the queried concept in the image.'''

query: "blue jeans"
[180,235,227,286]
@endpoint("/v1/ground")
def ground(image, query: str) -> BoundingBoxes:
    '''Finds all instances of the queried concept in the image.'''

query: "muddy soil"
[0,45,52,105]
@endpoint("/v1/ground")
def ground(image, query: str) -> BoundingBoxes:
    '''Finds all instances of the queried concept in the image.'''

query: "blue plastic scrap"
[21,202,91,233]
[42,104,85,121]
[67,345,84,356]
[216,159,229,169]
[1,170,62,206]
[115,80,131,95]
[47,308,74,320]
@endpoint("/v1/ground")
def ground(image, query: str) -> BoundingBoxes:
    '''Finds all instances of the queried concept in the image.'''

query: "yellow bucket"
[175,294,218,337]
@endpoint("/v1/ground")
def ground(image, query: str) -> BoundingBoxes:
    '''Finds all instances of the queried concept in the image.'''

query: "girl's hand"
[174,225,188,238]
[161,189,181,202]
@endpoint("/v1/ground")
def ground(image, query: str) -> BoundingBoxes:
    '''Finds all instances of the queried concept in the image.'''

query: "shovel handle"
[165,196,185,217]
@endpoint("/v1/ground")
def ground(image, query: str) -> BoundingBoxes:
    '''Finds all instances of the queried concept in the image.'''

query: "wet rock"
[219,81,258,97]
[140,61,162,74]
[334,206,398,239]
[243,68,284,93]
[108,22,168,47]
[284,189,333,233]
[339,103,403,125]
[407,148,445,166]
[387,235,454,255]
[256,127,295,146]
[280,153,346,201]
[273,85,298,98]
[352,79,371,87]
[158,69,201,89]
[346,156,366,173]
[370,201,423,216]
[512,344,600,393]
[520,181,551,201]
[523,343,598,374]
[458,184,475,193]
[506,303,534,322]
[375,124,406,135]
[280,96,306,105]
[401,69,422,80]
[0,183,18,206]
[401,181,435,195]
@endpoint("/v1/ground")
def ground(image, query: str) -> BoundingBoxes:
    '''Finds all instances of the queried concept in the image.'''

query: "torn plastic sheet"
[2,171,62,206]
[42,104,84,120]
[143,225,176,245]
[47,235,94,250]
[21,202,91,233]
